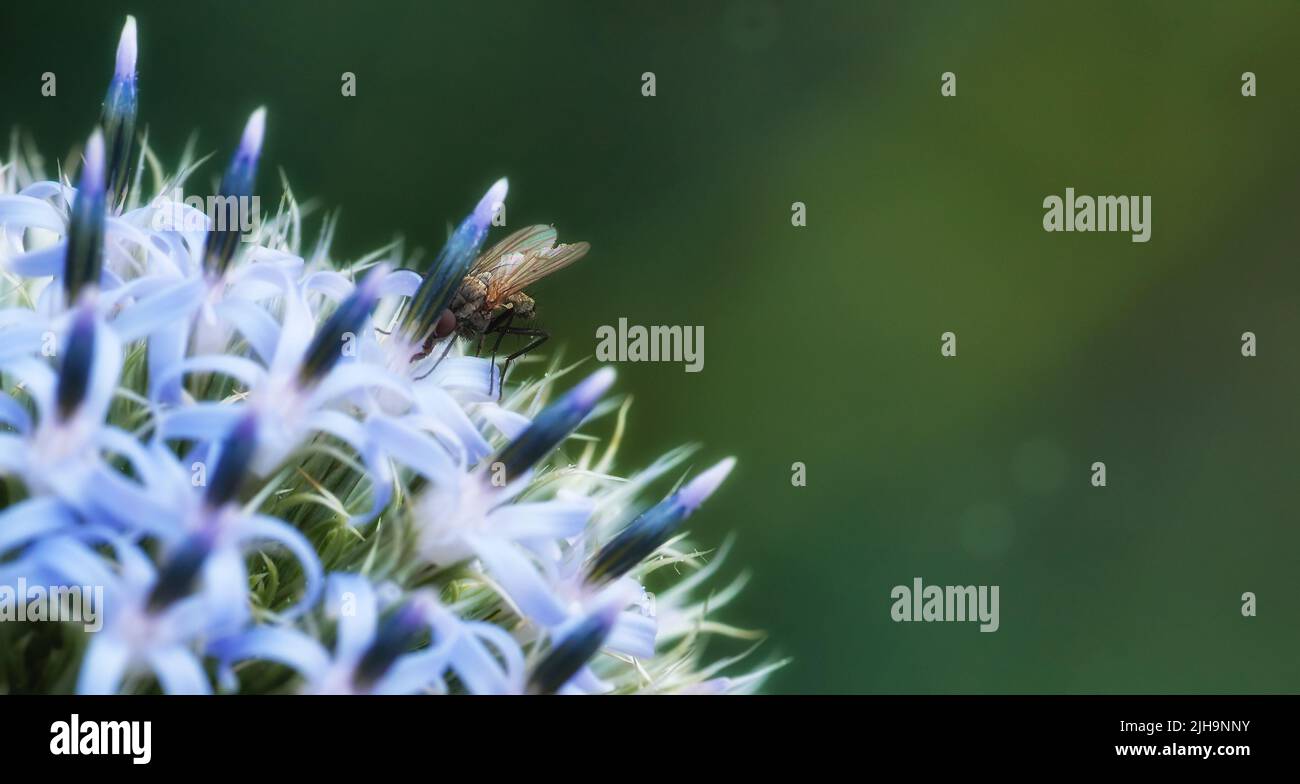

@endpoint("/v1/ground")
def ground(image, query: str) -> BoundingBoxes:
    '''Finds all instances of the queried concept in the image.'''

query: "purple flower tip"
[240,107,267,161]
[115,16,138,82]
[678,457,736,511]
[80,130,106,195]
[472,177,508,227]
[570,366,617,410]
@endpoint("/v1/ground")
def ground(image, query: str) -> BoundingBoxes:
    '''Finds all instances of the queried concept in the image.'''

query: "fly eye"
[433,309,457,339]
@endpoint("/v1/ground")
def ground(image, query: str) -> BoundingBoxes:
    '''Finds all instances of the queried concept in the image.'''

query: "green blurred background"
[3,0,1298,693]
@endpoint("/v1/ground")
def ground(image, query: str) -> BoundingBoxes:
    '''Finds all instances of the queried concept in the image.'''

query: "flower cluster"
[0,17,775,694]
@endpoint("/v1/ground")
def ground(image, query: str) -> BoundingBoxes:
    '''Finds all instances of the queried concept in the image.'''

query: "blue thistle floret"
[492,366,615,479]
[203,412,260,510]
[527,601,621,695]
[351,600,431,691]
[54,304,98,420]
[203,108,266,277]
[62,130,106,305]
[99,16,137,210]
[399,178,507,344]
[587,457,736,585]
[145,529,217,613]
[296,262,387,387]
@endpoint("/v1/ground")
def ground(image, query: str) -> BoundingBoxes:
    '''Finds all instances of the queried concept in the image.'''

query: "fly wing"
[485,240,591,304]
[468,224,557,278]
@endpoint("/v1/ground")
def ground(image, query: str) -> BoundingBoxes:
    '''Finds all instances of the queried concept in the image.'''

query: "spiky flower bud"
[204,412,260,510]
[203,108,266,276]
[99,16,138,209]
[351,600,429,691]
[54,305,97,421]
[587,457,735,584]
[297,264,388,388]
[399,178,507,343]
[63,130,106,305]
[492,367,615,479]
[526,603,621,695]
[145,529,216,613]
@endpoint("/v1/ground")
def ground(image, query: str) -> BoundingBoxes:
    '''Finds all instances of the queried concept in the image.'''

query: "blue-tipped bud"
[63,130,107,305]
[399,178,508,342]
[203,108,266,276]
[587,457,735,584]
[526,603,620,695]
[470,177,508,228]
[114,16,137,85]
[54,305,97,422]
[492,367,615,480]
[238,106,267,160]
[297,264,388,388]
[352,600,429,691]
[100,16,138,209]
[204,412,260,509]
[145,529,216,613]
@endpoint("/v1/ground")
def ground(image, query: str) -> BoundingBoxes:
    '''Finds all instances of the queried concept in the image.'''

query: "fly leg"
[476,308,516,358]
[493,327,549,401]
[483,311,516,397]
[412,337,458,381]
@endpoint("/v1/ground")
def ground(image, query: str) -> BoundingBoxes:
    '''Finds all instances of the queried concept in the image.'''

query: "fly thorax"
[457,275,488,306]
[453,278,487,320]
[460,310,493,335]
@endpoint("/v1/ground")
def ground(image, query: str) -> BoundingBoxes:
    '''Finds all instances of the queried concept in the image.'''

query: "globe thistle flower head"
[0,17,775,697]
